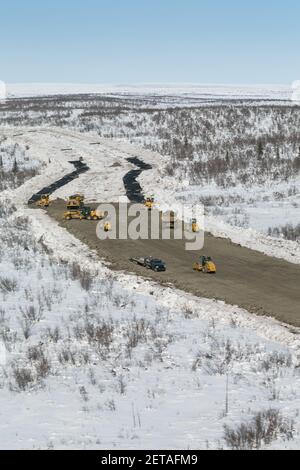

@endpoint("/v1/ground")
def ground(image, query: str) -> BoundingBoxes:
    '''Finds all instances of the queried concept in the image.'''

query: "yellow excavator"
[36,194,51,208]
[193,256,217,274]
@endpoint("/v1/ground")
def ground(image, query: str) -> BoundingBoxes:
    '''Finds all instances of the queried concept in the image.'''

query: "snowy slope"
[0,195,299,449]
[1,126,300,449]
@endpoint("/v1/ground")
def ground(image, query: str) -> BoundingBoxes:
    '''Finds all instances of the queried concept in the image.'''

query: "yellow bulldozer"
[36,194,51,208]
[67,193,85,210]
[193,256,217,274]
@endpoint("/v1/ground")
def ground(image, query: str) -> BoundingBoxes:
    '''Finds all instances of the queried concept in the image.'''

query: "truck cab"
[144,257,166,272]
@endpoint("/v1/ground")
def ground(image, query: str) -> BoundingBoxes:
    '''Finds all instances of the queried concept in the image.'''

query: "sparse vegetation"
[268,223,300,241]
[2,96,300,189]
[0,141,41,190]
[224,409,294,450]
[0,97,299,448]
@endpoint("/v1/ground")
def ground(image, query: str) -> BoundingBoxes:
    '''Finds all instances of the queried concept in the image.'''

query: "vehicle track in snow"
[27,159,89,204]
[123,157,152,203]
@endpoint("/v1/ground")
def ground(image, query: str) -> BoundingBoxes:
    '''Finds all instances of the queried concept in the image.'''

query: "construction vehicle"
[193,256,216,274]
[64,210,85,220]
[67,193,85,210]
[83,207,104,220]
[144,196,154,210]
[192,218,200,233]
[64,206,104,221]
[36,194,51,208]
[130,256,166,272]
[103,221,112,232]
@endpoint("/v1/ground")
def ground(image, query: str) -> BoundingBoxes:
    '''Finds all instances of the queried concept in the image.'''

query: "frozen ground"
[0,126,300,449]
[157,179,300,245]
[1,196,300,450]
[6,82,292,103]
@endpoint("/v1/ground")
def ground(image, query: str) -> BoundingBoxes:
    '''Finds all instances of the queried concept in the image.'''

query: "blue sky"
[0,0,299,84]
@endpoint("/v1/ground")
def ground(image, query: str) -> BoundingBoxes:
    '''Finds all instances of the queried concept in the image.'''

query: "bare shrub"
[268,223,300,242]
[224,409,294,450]
[182,305,194,319]
[0,277,17,293]
[116,374,127,395]
[58,347,76,365]
[201,337,246,375]
[19,305,43,339]
[83,320,114,358]
[105,399,116,411]
[27,344,51,380]
[0,308,7,324]
[27,345,43,362]
[0,326,17,352]
[70,263,93,291]
[21,305,43,323]
[35,356,51,379]
[88,368,97,386]
[125,318,150,351]
[261,351,292,372]
[79,386,89,402]
[45,326,61,343]
[12,367,34,391]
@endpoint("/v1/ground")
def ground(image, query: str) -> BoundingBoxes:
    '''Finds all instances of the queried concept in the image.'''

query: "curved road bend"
[28,160,89,205]
[123,157,152,203]
[33,155,300,328]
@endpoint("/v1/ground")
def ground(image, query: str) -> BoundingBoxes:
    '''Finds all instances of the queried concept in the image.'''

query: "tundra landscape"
[0,85,300,449]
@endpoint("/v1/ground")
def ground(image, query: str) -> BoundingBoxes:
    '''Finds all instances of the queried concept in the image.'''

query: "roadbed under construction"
[46,199,300,328]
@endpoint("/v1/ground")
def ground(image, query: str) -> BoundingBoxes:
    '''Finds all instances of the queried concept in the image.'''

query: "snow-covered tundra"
[0,110,300,449]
